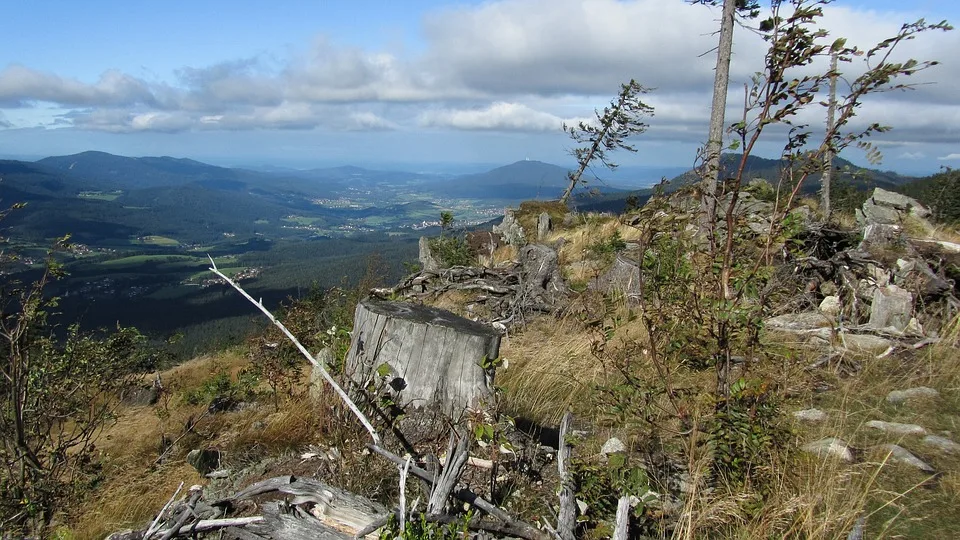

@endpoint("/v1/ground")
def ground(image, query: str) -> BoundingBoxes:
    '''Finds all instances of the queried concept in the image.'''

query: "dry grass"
[554,214,643,266]
[488,243,518,267]
[69,463,203,540]
[497,315,606,424]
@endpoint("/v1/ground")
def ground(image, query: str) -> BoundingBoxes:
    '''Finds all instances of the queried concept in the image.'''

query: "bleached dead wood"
[556,412,576,540]
[345,298,500,414]
[208,257,381,444]
[428,430,470,514]
[613,496,632,540]
[367,443,547,540]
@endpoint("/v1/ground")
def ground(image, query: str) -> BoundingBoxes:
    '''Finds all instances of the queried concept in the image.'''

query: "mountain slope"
[428,160,573,199]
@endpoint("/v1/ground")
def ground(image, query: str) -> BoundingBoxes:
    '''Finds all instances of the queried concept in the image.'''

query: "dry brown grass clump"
[514,199,569,235]
[497,315,606,424]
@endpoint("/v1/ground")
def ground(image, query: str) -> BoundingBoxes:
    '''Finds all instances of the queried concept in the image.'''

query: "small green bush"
[428,235,475,268]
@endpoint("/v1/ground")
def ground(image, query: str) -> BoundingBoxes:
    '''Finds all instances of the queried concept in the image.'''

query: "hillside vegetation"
[1,2,957,539]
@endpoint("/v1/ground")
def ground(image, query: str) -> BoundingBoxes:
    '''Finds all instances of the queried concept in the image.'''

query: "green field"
[99,255,197,268]
[135,235,180,246]
[78,190,122,201]
[185,266,248,281]
[282,215,325,226]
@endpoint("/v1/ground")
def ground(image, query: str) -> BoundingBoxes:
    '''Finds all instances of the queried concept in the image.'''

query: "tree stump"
[345,298,501,415]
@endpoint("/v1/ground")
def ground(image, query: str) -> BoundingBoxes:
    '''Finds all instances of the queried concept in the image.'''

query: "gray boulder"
[802,438,854,462]
[841,333,893,353]
[886,386,939,405]
[418,236,440,272]
[187,448,221,474]
[601,437,627,456]
[859,223,913,257]
[857,188,930,225]
[493,208,526,246]
[895,258,952,299]
[794,408,827,422]
[537,212,552,241]
[868,284,913,332]
[878,444,935,472]
[871,188,931,219]
[765,312,831,332]
[865,420,927,436]
[819,296,841,318]
[922,435,960,454]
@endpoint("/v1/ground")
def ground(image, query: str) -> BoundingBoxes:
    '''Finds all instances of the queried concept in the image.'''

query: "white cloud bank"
[0,0,956,154]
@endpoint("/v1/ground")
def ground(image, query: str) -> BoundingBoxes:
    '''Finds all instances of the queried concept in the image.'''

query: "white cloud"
[939,153,960,160]
[899,151,926,160]
[419,102,590,132]
[0,65,158,107]
[1,0,956,150]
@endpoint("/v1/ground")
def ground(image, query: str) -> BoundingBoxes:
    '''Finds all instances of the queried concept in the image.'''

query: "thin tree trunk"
[822,52,838,221]
[701,0,737,233]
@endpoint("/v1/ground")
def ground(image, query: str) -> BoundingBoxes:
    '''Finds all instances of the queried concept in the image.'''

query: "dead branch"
[208,257,380,445]
[556,412,576,540]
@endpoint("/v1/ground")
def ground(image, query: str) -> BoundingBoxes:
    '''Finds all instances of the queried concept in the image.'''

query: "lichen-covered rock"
[841,333,893,353]
[857,188,930,225]
[877,444,935,472]
[922,435,960,454]
[537,211,552,241]
[418,236,440,272]
[601,437,627,456]
[493,208,526,246]
[886,386,939,405]
[895,258,952,299]
[802,438,854,462]
[819,296,841,317]
[865,420,927,436]
[794,409,827,422]
[187,448,222,474]
[868,284,913,332]
[765,312,832,332]
[859,223,913,257]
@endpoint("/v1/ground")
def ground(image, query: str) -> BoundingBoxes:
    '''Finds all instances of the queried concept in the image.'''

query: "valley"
[0,150,920,359]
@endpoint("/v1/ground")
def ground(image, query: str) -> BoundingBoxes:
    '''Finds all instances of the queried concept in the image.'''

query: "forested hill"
[572,153,918,213]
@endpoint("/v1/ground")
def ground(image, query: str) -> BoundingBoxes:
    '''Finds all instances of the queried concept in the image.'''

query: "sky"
[0,0,958,174]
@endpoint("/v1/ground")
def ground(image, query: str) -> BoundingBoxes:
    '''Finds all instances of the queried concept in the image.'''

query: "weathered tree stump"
[345,298,501,415]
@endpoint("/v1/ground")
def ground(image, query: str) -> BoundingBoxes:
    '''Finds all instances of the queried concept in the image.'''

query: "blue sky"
[1,0,957,174]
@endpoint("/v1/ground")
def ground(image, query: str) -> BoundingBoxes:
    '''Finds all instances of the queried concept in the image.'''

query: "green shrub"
[708,378,789,489]
[428,235,475,268]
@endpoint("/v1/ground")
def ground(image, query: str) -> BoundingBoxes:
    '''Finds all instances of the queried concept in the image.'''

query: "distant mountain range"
[0,150,926,244]
[0,152,578,245]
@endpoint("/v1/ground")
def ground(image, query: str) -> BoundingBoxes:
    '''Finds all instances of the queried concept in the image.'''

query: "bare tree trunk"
[701,0,737,233]
[822,52,838,221]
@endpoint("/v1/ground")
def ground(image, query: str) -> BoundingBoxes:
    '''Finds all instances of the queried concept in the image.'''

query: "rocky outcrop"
[868,284,913,332]
[857,188,931,226]
[493,208,526,246]
[418,236,440,272]
[537,212,552,241]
